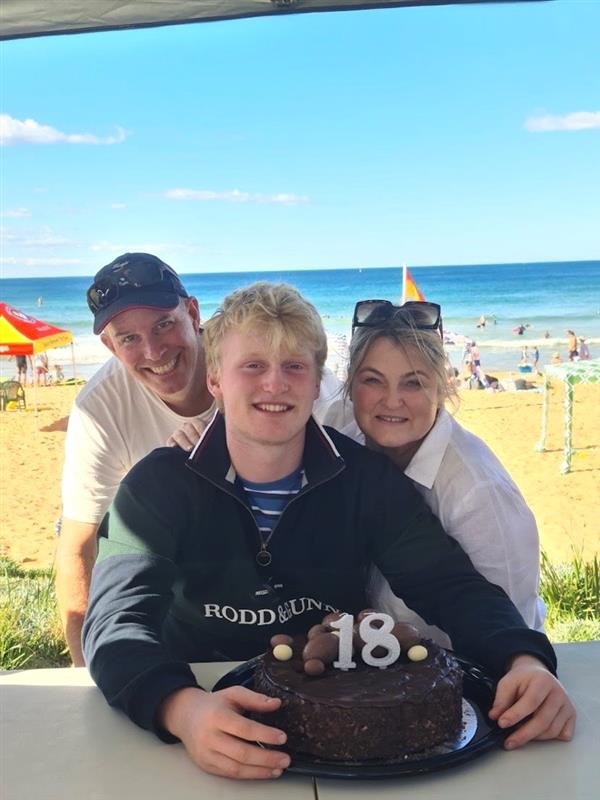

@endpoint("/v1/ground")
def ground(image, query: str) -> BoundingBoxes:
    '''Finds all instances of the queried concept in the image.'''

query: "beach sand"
[0,375,598,570]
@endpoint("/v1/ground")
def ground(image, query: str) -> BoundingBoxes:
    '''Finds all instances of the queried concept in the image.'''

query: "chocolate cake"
[253,614,463,762]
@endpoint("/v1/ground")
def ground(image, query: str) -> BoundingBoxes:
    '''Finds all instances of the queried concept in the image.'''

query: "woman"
[322,300,545,645]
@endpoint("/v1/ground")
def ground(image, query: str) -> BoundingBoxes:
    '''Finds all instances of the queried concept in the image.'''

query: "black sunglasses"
[352,300,443,340]
[87,259,186,314]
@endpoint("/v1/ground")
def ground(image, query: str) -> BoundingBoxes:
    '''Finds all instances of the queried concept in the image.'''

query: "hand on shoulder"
[166,418,206,450]
[488,654,576,749]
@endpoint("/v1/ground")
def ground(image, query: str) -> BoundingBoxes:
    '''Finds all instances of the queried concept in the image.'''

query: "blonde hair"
[346,317,457,410]
[203,282,327,378]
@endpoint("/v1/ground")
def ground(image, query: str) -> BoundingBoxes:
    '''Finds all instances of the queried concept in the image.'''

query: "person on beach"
[532,346,541,374]
[83,283,574,780]
[321,300,545,639]
[566,330,578,361]
[520,345,529,365]
[578,337,591,360]
[34,351,49,385]
[57,253,340,666]
[15,354,31,385]
[51,364,65,384]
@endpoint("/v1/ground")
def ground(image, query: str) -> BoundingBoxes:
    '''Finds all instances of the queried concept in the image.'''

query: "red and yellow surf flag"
[401,265,425,303]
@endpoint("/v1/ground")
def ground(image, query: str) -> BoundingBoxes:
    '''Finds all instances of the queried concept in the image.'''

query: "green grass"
[0,551,598,671]
[0,558,70,670]
[540,549,600,642]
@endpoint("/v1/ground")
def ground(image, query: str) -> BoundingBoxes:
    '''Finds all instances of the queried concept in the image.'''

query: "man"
[83,282,574,781]
[58,253,340,665]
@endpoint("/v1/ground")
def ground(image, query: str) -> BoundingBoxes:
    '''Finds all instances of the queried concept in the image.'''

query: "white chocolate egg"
[407,644,428,662]
[273,643,294,661]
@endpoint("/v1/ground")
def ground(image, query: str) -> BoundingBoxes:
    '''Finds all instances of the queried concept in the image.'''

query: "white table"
[1,643,598,800]
[0,662,313,800]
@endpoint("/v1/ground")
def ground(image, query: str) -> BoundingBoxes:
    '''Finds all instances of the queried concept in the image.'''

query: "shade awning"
[0,0,551,41]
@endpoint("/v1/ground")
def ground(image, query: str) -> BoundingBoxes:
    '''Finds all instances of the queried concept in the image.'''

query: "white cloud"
[22,235,73,247]
[0,114,127,146]
[0,226,74,247]
[525,111,600,132]
[0,256,85,266]
[164,188,309,205]
[89,241,198,254]
[1,207,30,218]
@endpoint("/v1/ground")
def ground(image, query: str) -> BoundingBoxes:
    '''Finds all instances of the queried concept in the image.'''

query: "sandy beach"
[0,374,598,570]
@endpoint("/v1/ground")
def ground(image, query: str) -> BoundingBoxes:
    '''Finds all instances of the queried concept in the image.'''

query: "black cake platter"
[212,653,508,779]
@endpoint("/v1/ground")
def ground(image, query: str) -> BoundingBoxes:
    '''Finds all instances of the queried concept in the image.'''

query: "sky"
[1,0,599,278]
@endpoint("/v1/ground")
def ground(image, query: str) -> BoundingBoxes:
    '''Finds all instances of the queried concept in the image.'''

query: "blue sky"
[1,0,599,278]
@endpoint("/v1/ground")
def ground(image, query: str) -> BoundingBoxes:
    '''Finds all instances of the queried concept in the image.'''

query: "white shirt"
[62,358,342,525]
[323,401,546,643]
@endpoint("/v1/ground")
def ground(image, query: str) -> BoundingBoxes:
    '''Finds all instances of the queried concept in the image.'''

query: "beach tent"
[535,360,600,474]
[0,302,73,356]
[1,0,551,41]
[0,302,76,415]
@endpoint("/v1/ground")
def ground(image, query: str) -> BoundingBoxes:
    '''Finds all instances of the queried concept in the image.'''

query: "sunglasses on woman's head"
[87,259,186,313]
[352,300,443,339]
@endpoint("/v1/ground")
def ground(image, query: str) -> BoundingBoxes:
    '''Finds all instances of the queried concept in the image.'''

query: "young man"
[58,254,340,666]
[83,283,574,781]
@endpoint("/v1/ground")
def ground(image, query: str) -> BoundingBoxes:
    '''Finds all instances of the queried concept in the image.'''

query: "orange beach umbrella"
[0,302,76,422]
[0,302,73,355]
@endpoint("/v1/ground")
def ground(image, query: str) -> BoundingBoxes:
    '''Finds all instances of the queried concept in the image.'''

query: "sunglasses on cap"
[87,256,187,314]
[352,300,443,340]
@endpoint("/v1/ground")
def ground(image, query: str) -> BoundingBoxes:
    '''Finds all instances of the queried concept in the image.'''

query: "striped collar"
[186,411,345,490]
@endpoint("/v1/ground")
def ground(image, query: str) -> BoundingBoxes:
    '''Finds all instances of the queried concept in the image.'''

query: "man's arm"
[59,387,129,665]
[55,518,99,666]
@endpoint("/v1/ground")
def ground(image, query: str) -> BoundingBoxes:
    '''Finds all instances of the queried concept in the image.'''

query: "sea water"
[1,260,599,379]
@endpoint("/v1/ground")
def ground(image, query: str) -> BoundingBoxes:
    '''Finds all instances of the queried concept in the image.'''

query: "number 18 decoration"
[331,612,401,669]
[270,610,428,674]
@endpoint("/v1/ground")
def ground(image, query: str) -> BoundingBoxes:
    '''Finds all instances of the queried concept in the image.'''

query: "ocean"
[1,260,599,379]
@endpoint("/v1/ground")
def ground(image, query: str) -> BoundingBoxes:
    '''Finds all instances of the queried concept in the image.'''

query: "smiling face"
[101,298,208,415]
[207,327,320,478]
[350,337,440,465]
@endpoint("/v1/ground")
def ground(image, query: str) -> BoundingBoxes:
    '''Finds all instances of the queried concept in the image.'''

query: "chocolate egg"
[356,608,378,623]
[304,658,326,676]
[407,644,428,662]
[273,644,294,661]
[303,632,340,664]
[391,623,421,650]
[352,624,365,648]
[321,611,345,626]
[270,634,294,648]
[307,624,330,640]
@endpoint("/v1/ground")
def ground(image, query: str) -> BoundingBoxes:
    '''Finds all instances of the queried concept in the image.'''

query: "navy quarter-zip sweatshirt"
[83,413,556,737]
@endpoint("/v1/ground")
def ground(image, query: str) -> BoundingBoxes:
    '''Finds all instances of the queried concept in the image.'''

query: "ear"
[100,332,116,356]
[185,297,201,328]
[206,369,223,403]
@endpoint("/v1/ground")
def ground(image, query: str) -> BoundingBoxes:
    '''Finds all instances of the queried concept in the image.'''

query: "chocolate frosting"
[261,635,460,707]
